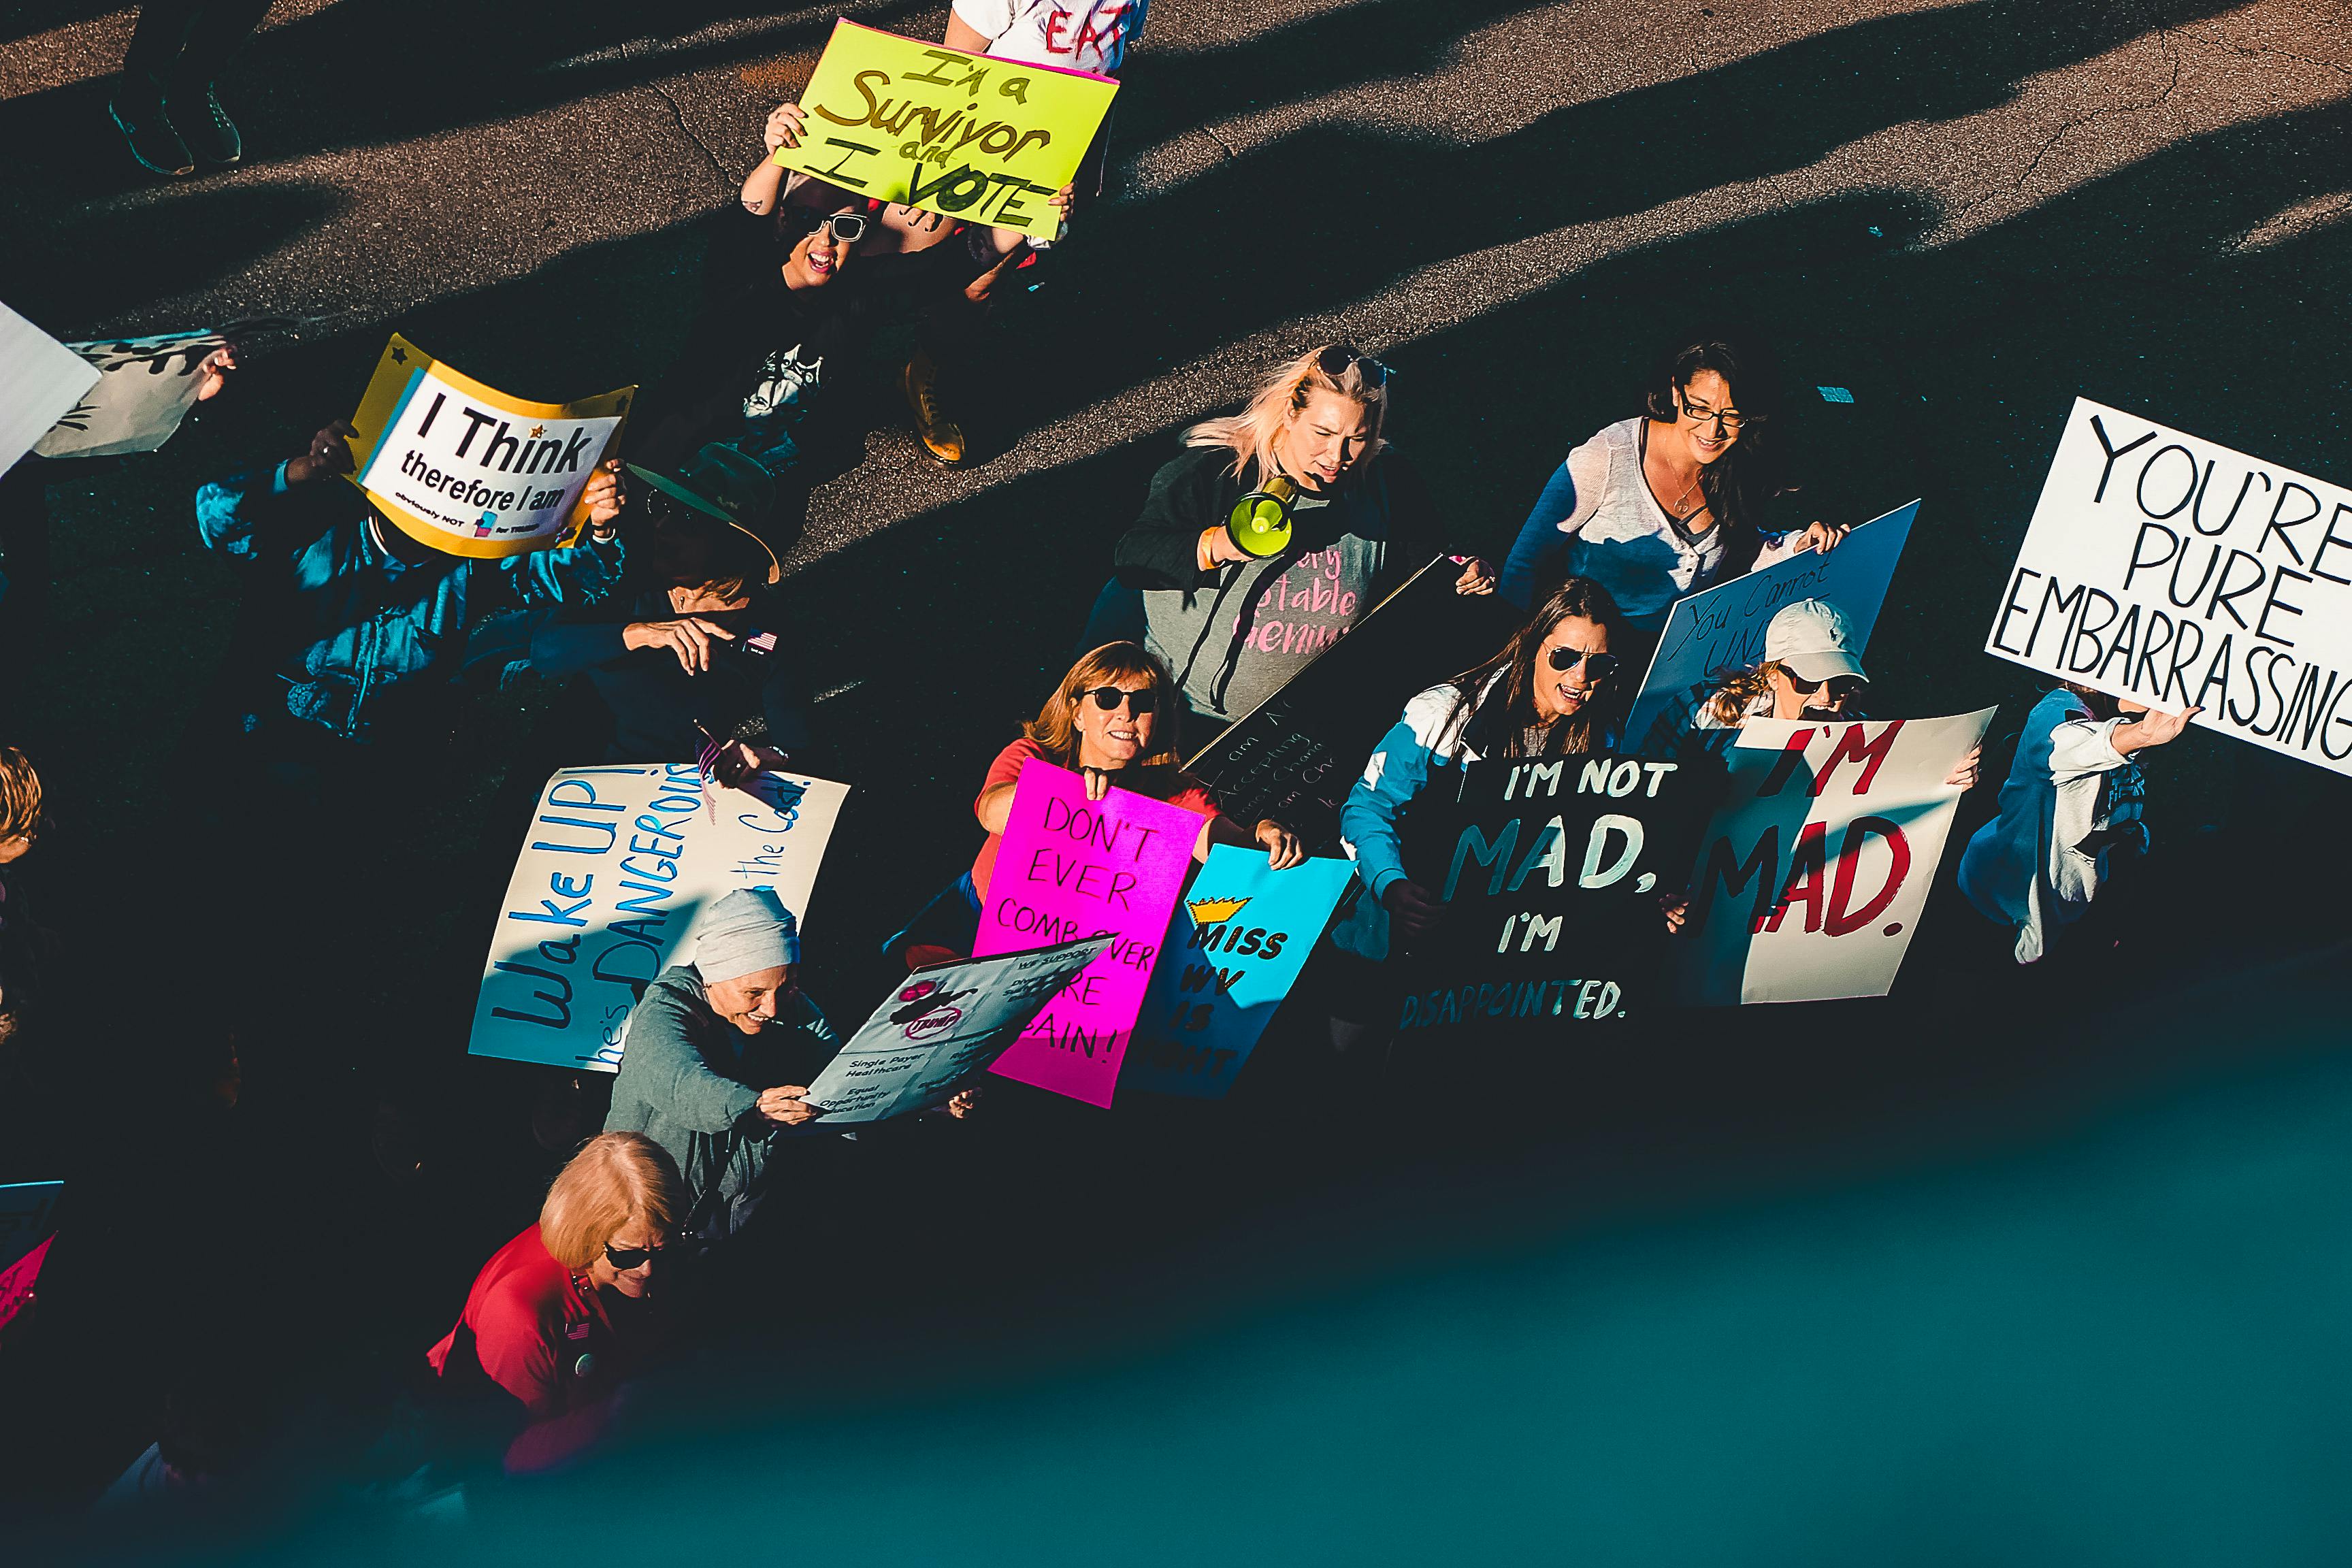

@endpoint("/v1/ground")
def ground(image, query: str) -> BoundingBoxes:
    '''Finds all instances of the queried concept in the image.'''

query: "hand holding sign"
[757,1084,821,1126]
[768,20,1117,236]
[287,419,358,485]
[346,333,633,559]
[801,938,1111,1122]
[2116,703,2201,751]
[972,760,1200,1107]
[1984,398,2352,777]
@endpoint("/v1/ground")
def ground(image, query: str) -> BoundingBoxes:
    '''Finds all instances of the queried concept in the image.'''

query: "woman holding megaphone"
[1108,346,1494,740]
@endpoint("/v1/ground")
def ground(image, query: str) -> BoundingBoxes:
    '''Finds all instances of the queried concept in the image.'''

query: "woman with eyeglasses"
[1331,578,1644,968]
[887,642,1304,968]
[1498,339,1846,632]
[1108,344,1494,740]
[426,1132,681,1474]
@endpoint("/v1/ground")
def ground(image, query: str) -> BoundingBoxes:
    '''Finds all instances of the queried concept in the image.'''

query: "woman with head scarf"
[602,887,843,1244]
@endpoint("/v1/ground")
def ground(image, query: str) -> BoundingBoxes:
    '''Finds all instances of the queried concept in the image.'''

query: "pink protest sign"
[973,759,1204,1107]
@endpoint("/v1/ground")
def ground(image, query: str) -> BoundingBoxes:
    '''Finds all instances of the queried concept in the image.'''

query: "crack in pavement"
[2018,44,2183,195]
[1954,31,2185,223]
[2180,24,2352,78]
[648,79,734,195]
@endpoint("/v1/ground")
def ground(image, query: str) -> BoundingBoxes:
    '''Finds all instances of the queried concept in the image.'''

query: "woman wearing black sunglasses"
[745,101,1077,467]
[625,183,870,480]
[427,1132,681,1474]
[886,642,1303,968]
[1333,578,1632,964]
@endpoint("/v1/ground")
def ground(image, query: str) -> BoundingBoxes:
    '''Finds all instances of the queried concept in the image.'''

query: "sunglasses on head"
[604,1240,666,1271]
[1317,344,1389,389]
[1546,646,1622,681]
[1081,685,1158,715]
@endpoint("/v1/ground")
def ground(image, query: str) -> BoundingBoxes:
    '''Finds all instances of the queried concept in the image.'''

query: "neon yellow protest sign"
[345,334,633,559]
[770,19,1119,235]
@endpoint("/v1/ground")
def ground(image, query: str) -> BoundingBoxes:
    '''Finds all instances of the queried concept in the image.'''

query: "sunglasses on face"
[823,212,868,244]
[1546,646,1622,681]
[1081,685,1158,715]
[1317,344,1390,389]
[1788,672,1864,700]
[604,1240,667,1271]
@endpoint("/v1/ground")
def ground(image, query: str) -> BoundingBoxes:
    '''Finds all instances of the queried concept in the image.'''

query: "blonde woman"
[425,1132,680,1473]
[887,642,1303,968]
[1109,346,1494,734]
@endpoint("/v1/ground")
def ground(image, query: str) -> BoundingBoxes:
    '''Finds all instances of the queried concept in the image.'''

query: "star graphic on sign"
[528,425,546,438]
[390,346,406,363]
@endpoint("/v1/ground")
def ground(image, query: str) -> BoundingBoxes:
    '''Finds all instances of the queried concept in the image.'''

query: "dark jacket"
[1112,445,1445,724]
[526,581,814,763]
[602,965,839,1243]
[195,464,625,742]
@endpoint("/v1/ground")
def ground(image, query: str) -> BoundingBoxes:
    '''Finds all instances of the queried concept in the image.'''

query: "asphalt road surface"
[7,1,2352,1553]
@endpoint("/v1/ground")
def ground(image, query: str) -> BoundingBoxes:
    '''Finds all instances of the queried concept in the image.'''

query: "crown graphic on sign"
[1186,896,1250,926]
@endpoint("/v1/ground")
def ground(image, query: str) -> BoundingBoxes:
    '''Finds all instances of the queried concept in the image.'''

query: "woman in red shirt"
[426,1132,679,1473]
[890,641,1303,968]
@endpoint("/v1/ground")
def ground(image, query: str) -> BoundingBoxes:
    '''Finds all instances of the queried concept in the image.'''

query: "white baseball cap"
[1765,599,1868,685]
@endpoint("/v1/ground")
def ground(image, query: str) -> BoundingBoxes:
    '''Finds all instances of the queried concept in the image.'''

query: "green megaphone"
[1224,474,1297,559]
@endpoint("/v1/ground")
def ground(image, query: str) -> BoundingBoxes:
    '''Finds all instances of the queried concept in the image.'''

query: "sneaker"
[901,350,970,468]
[169,80,242,167]
[108,78,193,177]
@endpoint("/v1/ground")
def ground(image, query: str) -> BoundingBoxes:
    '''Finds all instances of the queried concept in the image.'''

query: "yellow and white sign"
[346,335,633,559]
[771,19,1119,235]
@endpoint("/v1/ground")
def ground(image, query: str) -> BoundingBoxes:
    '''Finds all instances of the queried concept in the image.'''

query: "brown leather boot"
[901,350,970,468]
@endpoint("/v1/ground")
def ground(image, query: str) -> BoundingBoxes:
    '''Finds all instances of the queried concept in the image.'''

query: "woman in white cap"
[1637,598,1978,791]
[602,887,843,1244]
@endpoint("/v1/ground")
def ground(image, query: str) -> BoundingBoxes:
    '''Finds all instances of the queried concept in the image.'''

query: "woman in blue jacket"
[1333,576,1632,968]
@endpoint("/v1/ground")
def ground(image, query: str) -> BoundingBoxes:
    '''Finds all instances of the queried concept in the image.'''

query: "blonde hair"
[1023,642,1183,768]
[0,748,42,842]
[1704,663,1786,727]
[1184,345,1388,481]
[538,1132,680,1271]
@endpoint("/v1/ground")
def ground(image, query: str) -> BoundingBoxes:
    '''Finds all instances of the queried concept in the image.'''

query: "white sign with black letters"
[1986,397,2352,778]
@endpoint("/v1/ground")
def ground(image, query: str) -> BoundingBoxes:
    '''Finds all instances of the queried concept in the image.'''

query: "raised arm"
[742,103,805,215]
[195,420,356,561]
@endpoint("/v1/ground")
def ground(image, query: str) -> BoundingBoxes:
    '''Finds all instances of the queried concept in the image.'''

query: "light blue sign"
[1624,499,1920,752]
[1124,849,1357,1099]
